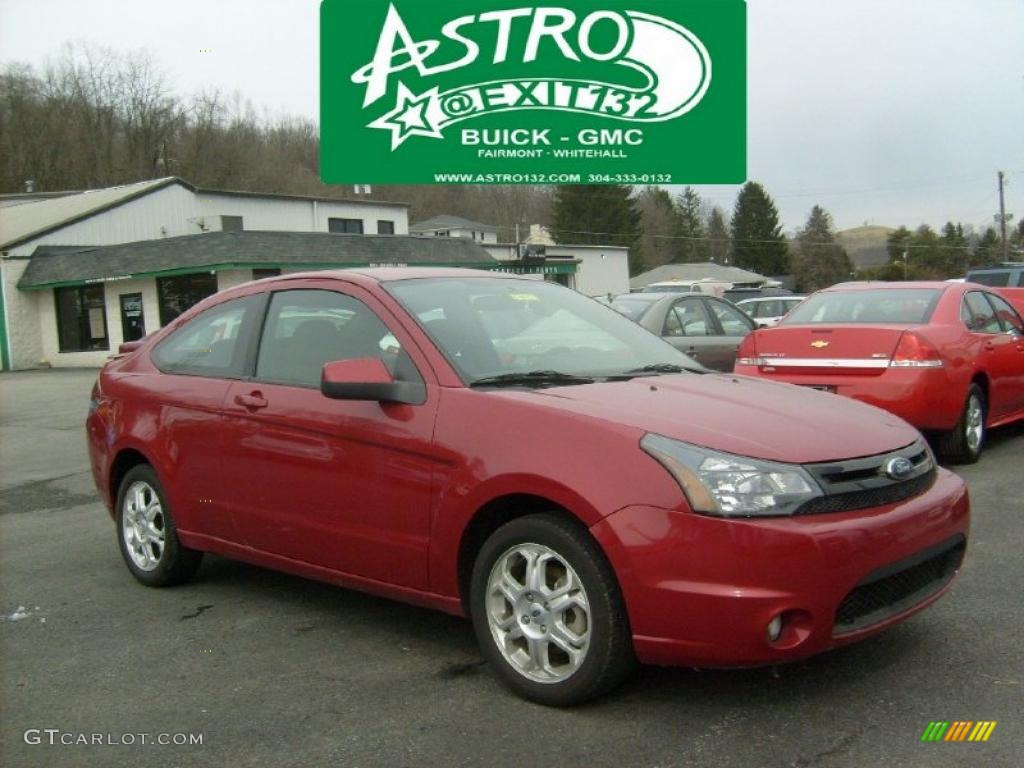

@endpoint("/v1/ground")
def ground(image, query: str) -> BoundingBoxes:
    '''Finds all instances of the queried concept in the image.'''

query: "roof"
[0,176,408,251]
[410,214,499,233]
[630,262,769,289]
[18,231,497,290]
[281,267,520,284]
[0,178,178,250]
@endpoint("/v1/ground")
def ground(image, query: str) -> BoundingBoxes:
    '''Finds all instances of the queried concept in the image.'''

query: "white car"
[734,296,806,327]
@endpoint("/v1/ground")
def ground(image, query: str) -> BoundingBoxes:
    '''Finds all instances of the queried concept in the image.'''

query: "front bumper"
[591,468,969,667]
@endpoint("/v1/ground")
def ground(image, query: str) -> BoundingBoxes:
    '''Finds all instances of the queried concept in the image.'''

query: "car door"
[145,293,265,543]
[962,291,1021,420]
[219,282,440,590]
[660,297,725,370]
[703,298,757,372]
[982,292,1024,415]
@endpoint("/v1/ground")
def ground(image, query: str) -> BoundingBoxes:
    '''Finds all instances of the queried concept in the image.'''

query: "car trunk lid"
[750,325,911,376]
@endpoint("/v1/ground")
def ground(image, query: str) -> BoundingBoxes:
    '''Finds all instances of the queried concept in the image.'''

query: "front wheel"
[116,465,202,586]
[469,514,634,706]
[937,384,986,464]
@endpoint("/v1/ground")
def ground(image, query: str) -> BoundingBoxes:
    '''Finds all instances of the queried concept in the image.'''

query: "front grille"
[796,440,936,516]
[834,535,965,634]
[796,469,936,515]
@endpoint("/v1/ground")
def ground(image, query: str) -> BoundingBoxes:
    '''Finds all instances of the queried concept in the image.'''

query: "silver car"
[610,293,755,371]
[735,296,806,327]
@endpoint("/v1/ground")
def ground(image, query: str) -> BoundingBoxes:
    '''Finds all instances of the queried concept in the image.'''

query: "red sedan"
[87,269,969,705]
[734,281,1024,463]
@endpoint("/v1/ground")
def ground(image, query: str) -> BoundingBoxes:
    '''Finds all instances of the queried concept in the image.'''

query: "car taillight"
[736,332,762,366]
[890,332,943,368]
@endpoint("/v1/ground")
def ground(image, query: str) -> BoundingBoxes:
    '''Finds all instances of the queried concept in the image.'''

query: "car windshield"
[386,278,696,382]
[782,289,942,325]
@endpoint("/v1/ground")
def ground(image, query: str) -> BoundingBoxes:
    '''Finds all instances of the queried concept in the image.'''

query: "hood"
[496,373,919,464]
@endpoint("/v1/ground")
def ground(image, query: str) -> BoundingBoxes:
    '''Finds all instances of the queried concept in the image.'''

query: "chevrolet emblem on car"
[810,340,830,348]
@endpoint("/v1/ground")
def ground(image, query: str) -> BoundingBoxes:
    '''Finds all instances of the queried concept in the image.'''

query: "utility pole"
[998,171,1008,262]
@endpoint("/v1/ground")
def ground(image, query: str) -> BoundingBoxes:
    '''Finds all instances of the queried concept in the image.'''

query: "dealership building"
[0,178,630,370]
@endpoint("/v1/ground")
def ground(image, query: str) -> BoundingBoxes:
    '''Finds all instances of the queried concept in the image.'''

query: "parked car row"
[89,269,971,706]
[88,269,1020,707]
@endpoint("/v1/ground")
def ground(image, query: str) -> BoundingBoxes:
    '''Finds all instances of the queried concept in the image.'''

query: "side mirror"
[320,358,425,405]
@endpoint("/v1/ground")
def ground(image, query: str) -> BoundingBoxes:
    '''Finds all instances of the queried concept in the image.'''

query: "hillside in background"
[836,225,895,270]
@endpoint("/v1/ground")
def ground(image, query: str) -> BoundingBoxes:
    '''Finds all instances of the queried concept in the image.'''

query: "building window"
[55,285,109,352]
[157,273,219,326]
[252,268,281,280]
[328,218,364,234]
[221,215,244,232]
[377,220,395,235]
[436,229,449,237]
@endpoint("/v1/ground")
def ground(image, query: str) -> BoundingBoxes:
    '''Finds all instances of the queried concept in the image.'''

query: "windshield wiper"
[623,363,703,375]
[470,370,596,388]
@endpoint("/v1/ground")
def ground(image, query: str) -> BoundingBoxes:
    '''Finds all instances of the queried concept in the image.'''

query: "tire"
[115,465,202,587]
[469,513,634,706]
[937,383,986,465]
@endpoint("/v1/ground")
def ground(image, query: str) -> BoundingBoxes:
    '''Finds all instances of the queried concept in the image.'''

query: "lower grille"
[834,535,965,635]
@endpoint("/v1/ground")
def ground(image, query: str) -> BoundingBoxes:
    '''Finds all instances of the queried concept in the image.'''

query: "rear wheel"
[116,465,202,586]
[469,513,634,706]
[938,384,986,464]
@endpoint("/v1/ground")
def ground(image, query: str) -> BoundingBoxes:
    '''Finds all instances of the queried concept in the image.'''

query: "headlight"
[641,434,823,517]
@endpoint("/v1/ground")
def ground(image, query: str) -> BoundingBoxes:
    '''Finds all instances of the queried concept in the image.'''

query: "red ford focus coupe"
[734,281,1024,464]
[87,269,969,705]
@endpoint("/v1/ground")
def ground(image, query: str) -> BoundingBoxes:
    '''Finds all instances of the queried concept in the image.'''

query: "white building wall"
[203,194,408,235]
[2,259,44,368]
[24,184,203,246]
[555,247,630,297]
[36,276,161,368]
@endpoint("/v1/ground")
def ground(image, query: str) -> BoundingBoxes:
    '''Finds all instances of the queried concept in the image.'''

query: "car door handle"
[984,341,995,351]
[234,392,268,410]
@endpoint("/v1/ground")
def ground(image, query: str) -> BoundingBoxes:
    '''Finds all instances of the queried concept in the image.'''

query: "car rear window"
[783,289,942,325]
[966,270,1012,287]
[610,298,657,320]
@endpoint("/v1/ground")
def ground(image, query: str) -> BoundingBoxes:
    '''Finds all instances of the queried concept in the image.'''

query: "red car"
[735,281,1024,463]
[87,269,969,705]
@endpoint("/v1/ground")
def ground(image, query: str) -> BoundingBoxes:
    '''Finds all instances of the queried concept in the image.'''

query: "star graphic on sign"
[368,83,444,150]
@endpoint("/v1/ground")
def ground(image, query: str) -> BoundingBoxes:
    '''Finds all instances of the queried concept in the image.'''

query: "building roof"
[0,177,408,251]
[629,262,768,290]
[18,231,497,289]
[410,214,499,233]
[0,178,179,250]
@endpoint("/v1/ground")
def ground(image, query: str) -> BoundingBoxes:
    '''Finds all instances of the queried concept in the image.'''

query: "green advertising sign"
[321,0,746,184]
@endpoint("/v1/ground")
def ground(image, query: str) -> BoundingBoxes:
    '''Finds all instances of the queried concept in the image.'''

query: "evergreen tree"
[793,205,853,292]
[886,226,913,264]
[730,181,789,275]
[706,207,730,264]
[912,224,944,273]
[674,186,706,262]
[552,185,639,252]
[972,227,1001,266]
[940,221,969,275]
[633,186,683,270]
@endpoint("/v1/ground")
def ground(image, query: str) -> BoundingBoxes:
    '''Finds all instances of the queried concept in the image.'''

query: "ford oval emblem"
[885,457,914,480]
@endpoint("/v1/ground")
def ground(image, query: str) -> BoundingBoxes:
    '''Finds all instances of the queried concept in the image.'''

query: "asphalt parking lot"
[1,368,1021,768]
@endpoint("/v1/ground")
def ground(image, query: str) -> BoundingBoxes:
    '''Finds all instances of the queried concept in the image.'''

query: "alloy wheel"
[485,543,591,684]
[121,480,166,571]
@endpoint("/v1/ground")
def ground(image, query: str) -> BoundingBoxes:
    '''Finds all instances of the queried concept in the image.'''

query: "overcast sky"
[1,0,1022,233]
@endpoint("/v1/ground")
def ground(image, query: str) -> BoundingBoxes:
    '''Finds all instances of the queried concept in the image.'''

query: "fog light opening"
[766,614,783,642]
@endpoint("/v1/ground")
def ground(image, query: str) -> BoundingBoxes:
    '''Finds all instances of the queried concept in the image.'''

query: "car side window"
[255,289,420,389]
[984,293,1024,334]
[151,295,259,378]
[707,300,754,337]
[664,299,711,337]
[963,292,1002,334]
